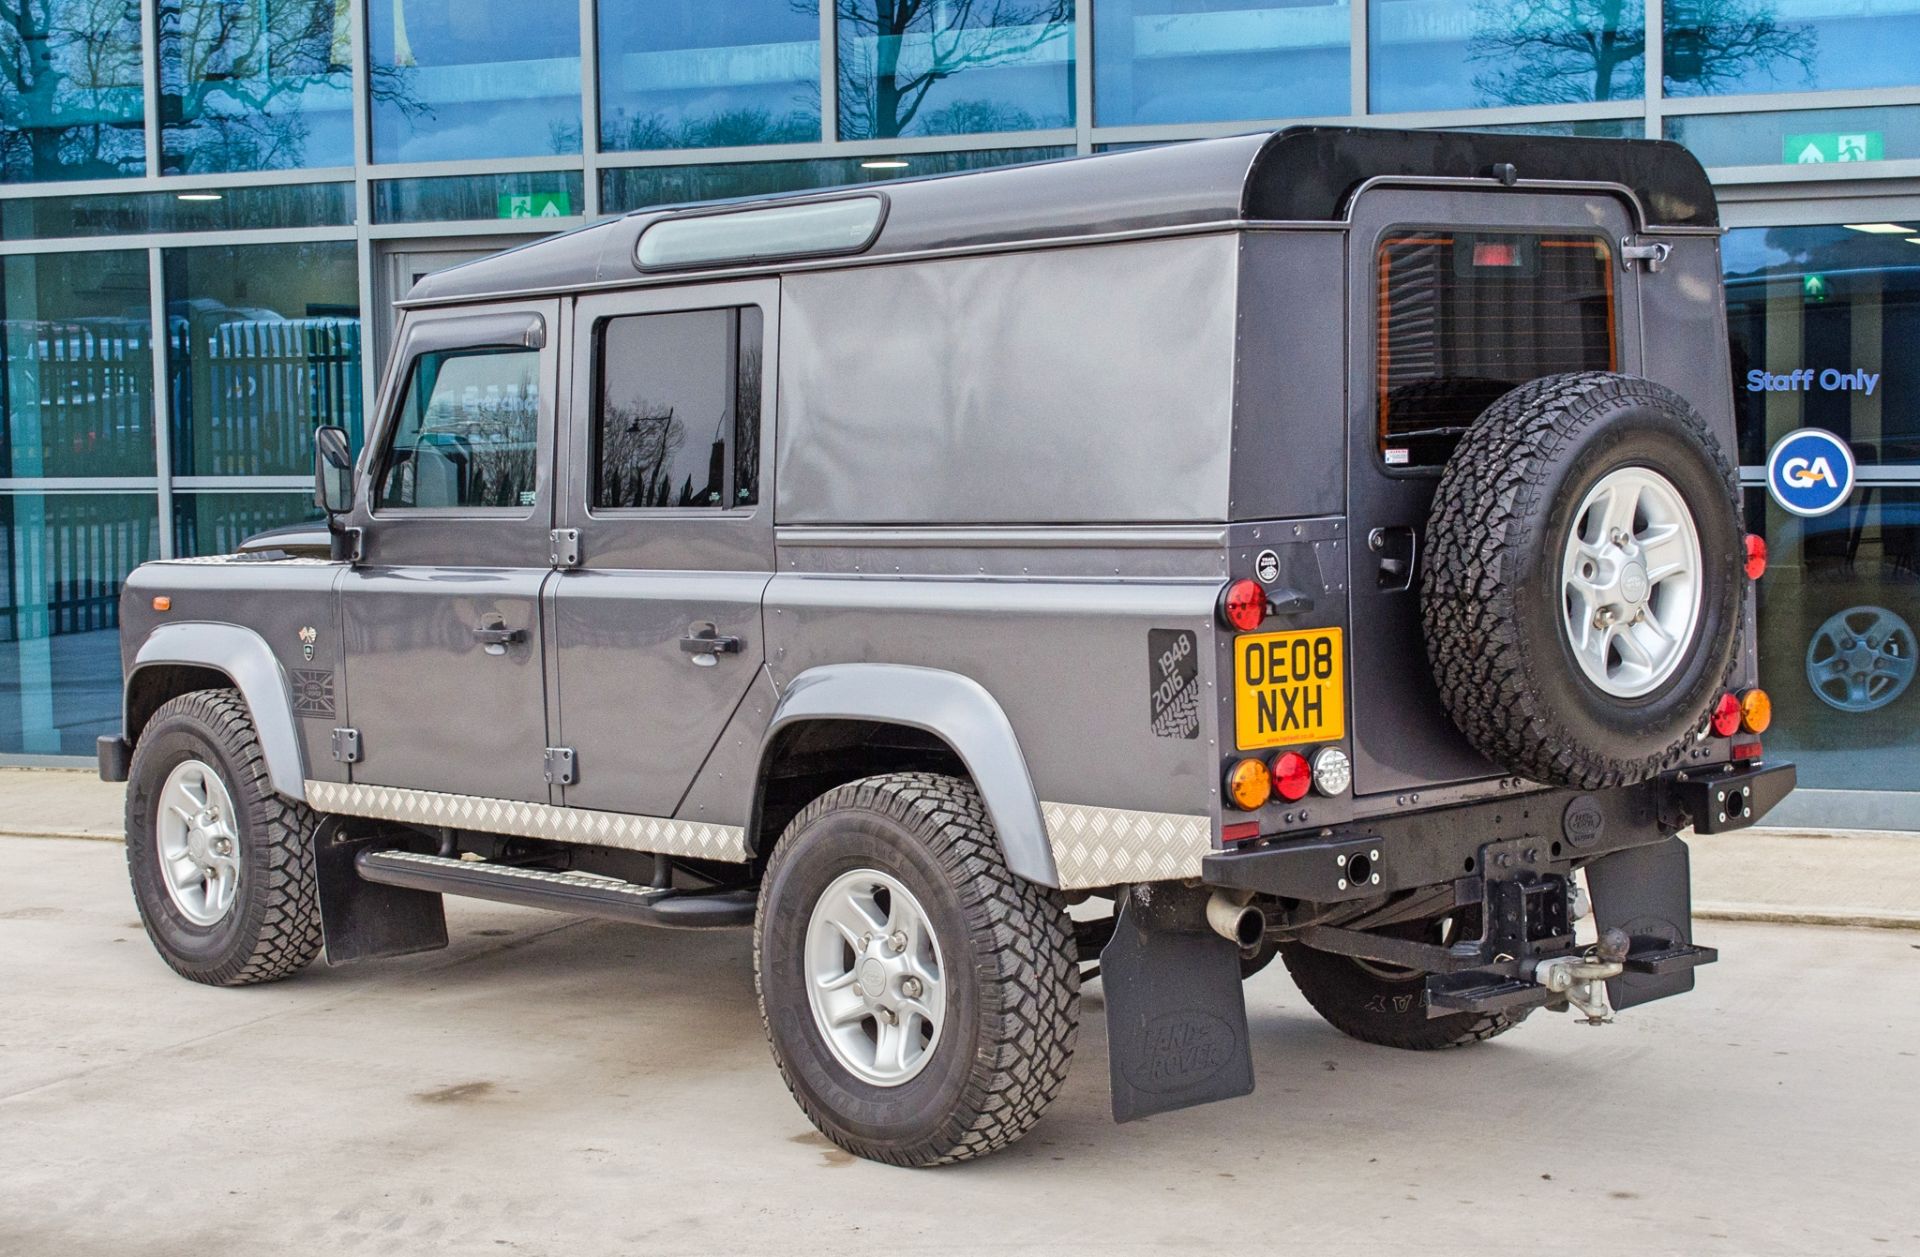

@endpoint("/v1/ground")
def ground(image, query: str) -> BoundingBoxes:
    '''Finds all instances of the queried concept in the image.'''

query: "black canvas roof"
[404,126,1717,307]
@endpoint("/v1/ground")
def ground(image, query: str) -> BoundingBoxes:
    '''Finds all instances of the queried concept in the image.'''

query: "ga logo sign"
[1766,427,1854,518]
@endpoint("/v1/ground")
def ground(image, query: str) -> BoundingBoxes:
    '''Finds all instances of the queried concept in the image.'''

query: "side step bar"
[355,850,755,930]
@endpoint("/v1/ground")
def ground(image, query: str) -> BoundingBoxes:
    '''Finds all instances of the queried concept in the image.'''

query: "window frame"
[584,301,768,521]
[362,306,554,523]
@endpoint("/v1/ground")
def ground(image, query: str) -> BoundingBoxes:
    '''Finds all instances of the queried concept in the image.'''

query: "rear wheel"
[1279,917,1525,1050]
[755,773,1078,1167]
[124,689,324,986]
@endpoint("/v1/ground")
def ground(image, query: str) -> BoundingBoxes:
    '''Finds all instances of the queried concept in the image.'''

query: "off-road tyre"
[1280,928,1525,1051]
[755,772,1079,1167]
[125,688,324,986]
[1423,371,1744,789]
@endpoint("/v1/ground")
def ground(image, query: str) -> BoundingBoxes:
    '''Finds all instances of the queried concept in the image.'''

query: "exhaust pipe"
[1205,891,1266,949]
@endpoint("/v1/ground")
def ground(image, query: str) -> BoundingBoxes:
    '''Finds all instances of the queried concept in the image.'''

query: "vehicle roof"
[403,126,1717,308]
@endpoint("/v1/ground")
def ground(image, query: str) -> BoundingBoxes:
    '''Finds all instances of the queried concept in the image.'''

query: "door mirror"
[313,425,355,515]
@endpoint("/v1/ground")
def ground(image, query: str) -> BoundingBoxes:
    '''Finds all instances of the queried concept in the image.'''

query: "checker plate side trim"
[304,781,750,862]
[1042,801,1212,888]
[305,782,1211,886]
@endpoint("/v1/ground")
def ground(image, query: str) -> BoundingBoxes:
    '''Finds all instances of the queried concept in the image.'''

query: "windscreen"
[1377,232,1616,468]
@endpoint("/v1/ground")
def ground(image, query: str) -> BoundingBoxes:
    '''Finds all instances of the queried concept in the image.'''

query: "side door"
[550,280,776,818]
[1345,188,1645,796]
[338,302,560,802]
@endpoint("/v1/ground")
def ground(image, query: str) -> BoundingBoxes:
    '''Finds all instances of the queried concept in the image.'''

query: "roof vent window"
[636,196,884,271]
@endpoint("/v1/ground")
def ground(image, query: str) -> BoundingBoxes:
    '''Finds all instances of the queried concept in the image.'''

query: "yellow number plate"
[1234,628,1345,750]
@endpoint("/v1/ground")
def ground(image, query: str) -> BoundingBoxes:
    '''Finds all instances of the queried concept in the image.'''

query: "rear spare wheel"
[1422,372,1744,789]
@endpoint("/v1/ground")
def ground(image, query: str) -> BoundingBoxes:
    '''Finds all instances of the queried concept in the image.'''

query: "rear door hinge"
[544,746,577,786]
[1620,238,1672,272]
[550,528,582,569]
[331,727,361,763]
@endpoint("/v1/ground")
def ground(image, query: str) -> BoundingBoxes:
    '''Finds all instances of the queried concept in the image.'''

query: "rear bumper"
[1202,759,1796,901]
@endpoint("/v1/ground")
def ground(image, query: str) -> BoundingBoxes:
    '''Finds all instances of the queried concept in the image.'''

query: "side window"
[377,346,540,511]
[593,306,763,510]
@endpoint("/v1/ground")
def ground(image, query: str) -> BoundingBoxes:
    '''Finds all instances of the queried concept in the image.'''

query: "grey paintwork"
[129,621,312,801]
[760,664,1057,886]
[109,128,1747,897]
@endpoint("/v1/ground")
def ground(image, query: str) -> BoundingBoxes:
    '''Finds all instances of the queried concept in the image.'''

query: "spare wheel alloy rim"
[804,868,946,1087]
[1559,466,1704,699]
[155,758,242,927]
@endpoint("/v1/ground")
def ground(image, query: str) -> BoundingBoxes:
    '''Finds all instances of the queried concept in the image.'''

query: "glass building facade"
[2,1,1916,822]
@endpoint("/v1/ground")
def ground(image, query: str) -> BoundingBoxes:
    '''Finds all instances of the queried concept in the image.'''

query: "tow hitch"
[1534,931,1629,1024]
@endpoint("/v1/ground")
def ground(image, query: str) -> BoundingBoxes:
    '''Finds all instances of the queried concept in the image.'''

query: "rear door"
[549,280,776,818]
[1346,188,1645,797]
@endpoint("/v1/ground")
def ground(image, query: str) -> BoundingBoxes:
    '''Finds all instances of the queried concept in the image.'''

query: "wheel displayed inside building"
[1805,606,1916,712]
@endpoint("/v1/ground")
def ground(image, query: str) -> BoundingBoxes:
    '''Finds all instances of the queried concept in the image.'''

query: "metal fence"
[172,316,363,476]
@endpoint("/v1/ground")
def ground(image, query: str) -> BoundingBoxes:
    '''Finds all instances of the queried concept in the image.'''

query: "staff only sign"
[1767,427,1856,518]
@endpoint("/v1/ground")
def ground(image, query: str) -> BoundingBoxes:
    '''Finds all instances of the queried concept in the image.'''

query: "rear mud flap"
[1100,884,1254,1123]
[1586,836,1703,1010]
[314,820,448,965]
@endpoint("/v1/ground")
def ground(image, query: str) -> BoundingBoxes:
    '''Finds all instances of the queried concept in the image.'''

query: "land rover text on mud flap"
[102,128,1795,1168]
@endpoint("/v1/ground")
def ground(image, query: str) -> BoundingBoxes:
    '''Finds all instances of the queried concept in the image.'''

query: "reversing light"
[1739,688,1772,734]
[1272,751,1312,802]
[1225,758,1271,811]
[1311,746,1351,796]
[1744,534,1768,580]
[1219,579,1268,632]
[1711,692,1743,737]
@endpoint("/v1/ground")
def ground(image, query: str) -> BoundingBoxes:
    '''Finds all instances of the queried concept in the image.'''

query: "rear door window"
[1376,232,1616,468]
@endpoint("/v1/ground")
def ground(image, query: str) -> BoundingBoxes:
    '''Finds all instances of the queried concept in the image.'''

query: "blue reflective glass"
[173,490,322,556]
[372,171,584,224]
[0,492,157,755]
[1456,119,1644,138]
[599,2,820,151]
[163,241,361,477]
[0,0,146,182]
[1668,107,1920,168]
[157,0,355,173]
[1370,0,1645,113]
[2,251,156,479]
[600,147,1071,214]
[1,183,354,240]
[1094,0,1350,126]
[1723,224,1920,469]
[367,0,581,163]
[837,1,1075,139]
[1664,0,1919,97]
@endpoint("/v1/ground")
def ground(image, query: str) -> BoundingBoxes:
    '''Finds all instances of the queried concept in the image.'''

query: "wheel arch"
[750,664,1059,888]
[127,622,308,803]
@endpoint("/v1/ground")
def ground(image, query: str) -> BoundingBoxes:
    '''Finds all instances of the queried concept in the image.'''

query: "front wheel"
[754,773,1079,1167]
[124,689,324,986]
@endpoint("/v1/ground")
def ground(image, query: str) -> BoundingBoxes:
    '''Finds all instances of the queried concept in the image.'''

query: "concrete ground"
[5,834,1919,1257]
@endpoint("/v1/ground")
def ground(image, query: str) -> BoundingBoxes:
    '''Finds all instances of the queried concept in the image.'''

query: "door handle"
[1368,526,1419,592]
[680,628,741,665]
[471,623,527,654]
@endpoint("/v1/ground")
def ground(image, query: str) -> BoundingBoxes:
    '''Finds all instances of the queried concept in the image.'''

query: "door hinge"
[1620,238,1672,272]
[330,526,363,563]
[550,528,581,569]
[331,727,361,763]
[544,746,577,786]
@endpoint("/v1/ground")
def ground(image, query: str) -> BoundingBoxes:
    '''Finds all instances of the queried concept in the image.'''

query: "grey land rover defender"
[101,128,1795,1168]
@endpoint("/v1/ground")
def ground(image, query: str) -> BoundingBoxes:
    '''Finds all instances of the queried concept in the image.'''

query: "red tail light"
[1711,692,1743,738]
[1744,533,1767,581]
[1271,751,1312,802]
[1219,579,1268,632]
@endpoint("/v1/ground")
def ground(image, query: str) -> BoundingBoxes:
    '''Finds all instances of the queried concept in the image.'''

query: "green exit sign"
[497,191,572,219]
[1783,131,1884,165]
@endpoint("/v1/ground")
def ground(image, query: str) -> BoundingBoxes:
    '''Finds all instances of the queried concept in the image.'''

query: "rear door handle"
[680,631,742,656]
[471,624,527,653]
